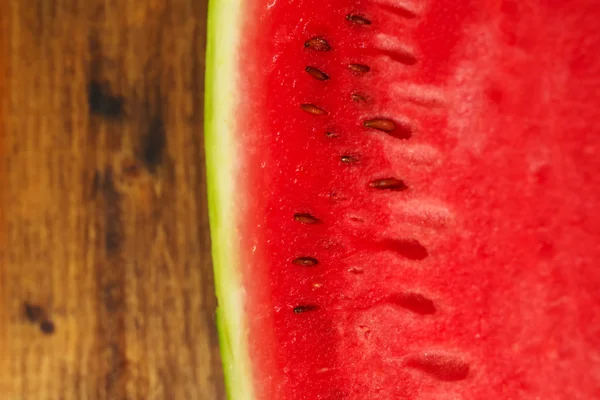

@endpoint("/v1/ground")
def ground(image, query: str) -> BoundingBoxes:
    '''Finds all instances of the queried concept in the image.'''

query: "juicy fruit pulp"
[205,0,600,399]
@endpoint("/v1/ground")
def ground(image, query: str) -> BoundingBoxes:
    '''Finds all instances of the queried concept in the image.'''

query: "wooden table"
[0,1,225,399]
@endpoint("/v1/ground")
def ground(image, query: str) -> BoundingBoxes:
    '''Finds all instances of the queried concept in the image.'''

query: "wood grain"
[0,1,225,399]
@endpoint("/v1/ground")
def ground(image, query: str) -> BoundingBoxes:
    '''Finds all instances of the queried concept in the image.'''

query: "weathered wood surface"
[0,1,224,399]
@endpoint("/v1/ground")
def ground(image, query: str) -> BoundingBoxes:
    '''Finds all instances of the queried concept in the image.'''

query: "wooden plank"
[0,1,224,399]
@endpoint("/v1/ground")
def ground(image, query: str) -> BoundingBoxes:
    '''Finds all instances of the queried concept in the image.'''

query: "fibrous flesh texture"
[205,0,600,399]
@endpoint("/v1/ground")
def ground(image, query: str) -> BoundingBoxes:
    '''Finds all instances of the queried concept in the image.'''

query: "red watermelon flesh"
[208,0,600,399]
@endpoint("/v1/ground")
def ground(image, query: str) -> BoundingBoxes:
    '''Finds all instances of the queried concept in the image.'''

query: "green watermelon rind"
[205,0,255,399]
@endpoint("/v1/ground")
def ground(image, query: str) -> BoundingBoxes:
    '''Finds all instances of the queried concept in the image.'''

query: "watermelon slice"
[204,0,600,399]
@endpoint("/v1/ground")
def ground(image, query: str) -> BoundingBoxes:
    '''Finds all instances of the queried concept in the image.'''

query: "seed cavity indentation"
[377,3,418,19]
[380,49,418,65]
[293,304,320,314]
[305,37,332,51]
[301,104,328,115]
[369,178,408,191]
[388,292,436,314]
[326,131,339,138]
[294,213,321,224]
[405,353,470,381]
[346,14,372,25]
[381,238,428,260]
[306,66,329,81]
[393,83,447,109]
[292,257,319,266]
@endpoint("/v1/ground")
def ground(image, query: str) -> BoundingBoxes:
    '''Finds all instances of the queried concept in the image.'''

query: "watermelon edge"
[205,0,255,399]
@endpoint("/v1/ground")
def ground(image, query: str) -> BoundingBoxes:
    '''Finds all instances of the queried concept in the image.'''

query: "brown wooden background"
[0,1,225,399]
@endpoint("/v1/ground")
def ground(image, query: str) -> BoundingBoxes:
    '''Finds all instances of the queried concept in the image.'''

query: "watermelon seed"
[292,257,319,266]
[346,14,372,25]
[388,292,436,315]
[293,304,320,314]
[301,104,328,115]
[351,93,368,103]
[325,131,339,138]
[348,63,371,74]
[369,178,408,191]
[364,118,396,133]
[293,213,321,224]
[305,66,329,81]
[348,267,364,274]
[341,155,359,164]
[304,37,332,51]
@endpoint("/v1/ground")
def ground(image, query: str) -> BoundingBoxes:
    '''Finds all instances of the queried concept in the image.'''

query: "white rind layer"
[205,1,255,399]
